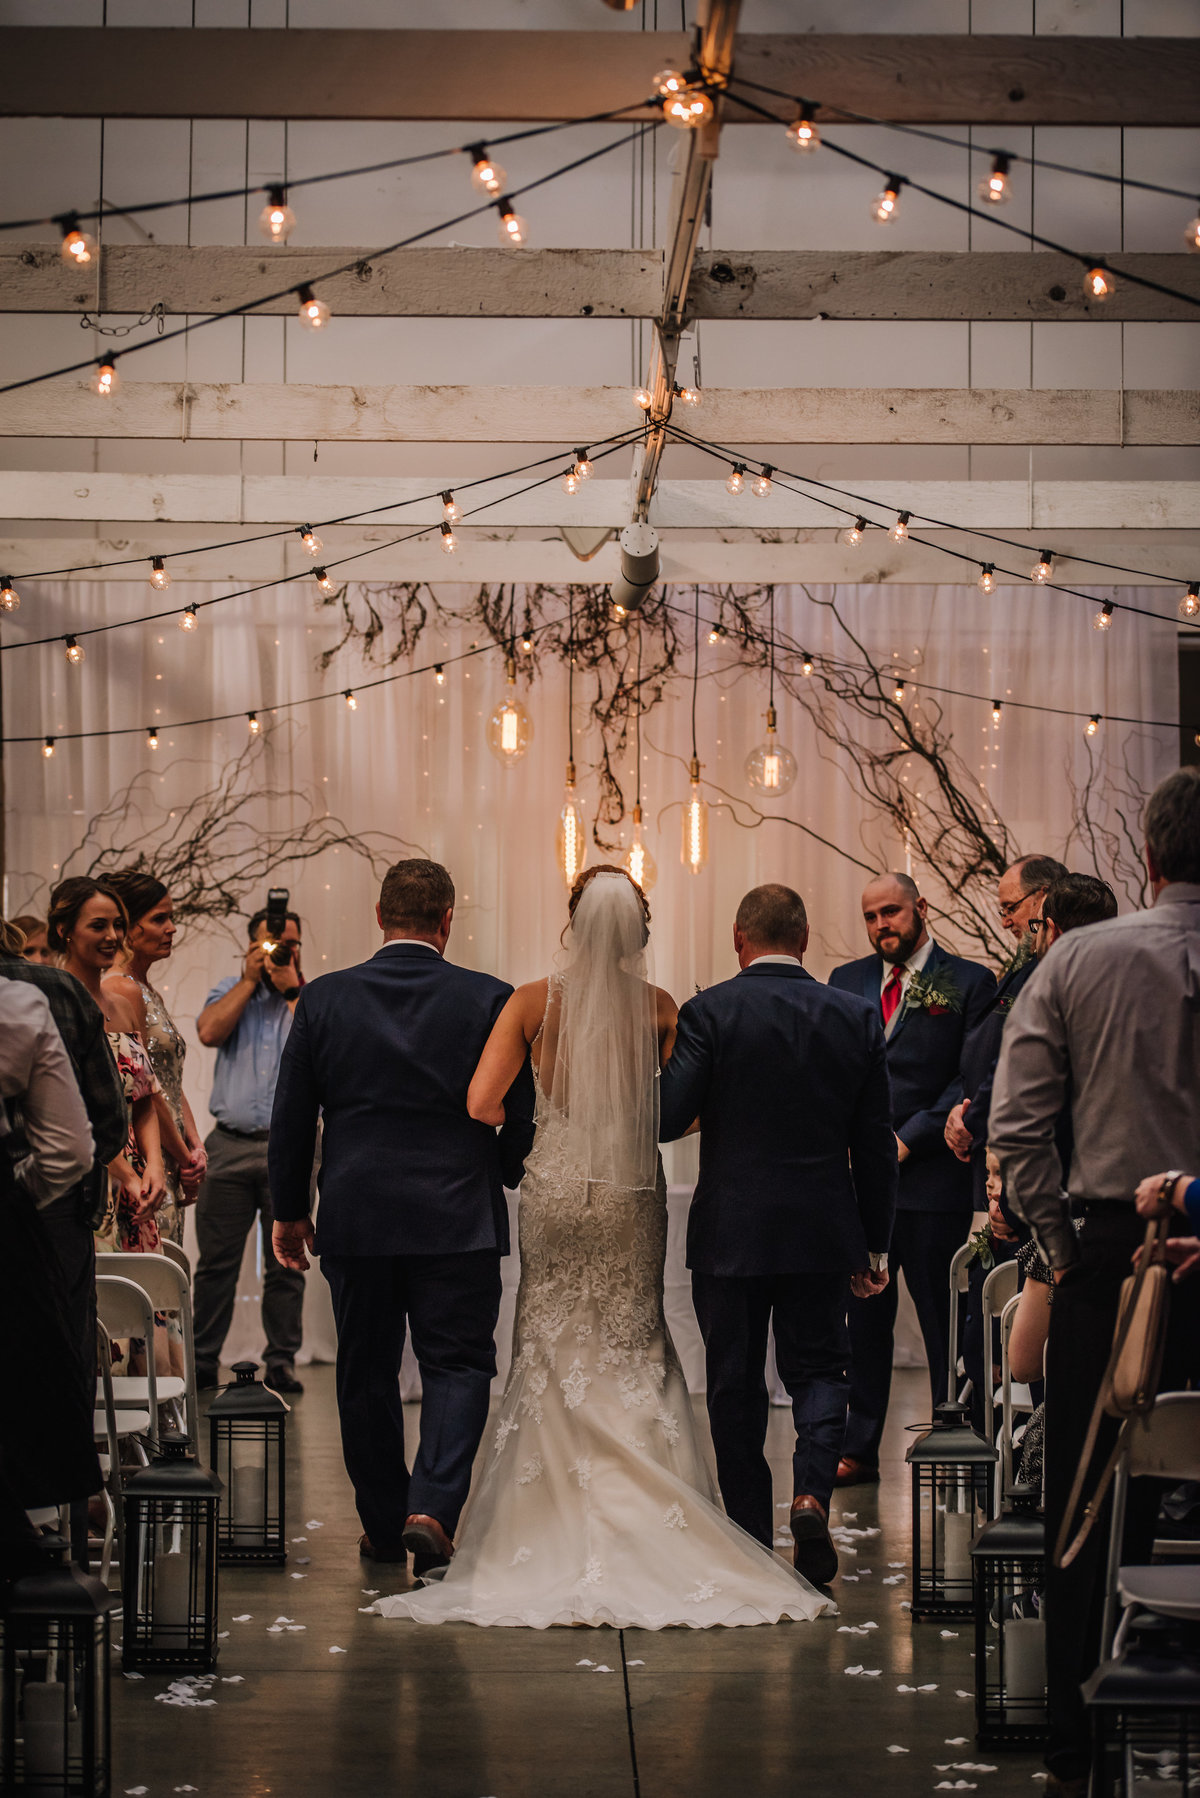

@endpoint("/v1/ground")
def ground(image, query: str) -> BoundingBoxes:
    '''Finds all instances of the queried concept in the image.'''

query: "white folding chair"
[980,1258,1020,1444]
[93,1317,127,1586]
[158,1238,191,1283]
[94,1273,161,1455]
[95,1251,199,1452]
[947,1240,977,1406]
[997,1294,1038,1505]
[1101,1392,1200,1659]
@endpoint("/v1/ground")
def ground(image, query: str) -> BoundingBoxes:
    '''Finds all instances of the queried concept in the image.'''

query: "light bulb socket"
[688,755,701,782]
[505,655,517,681]
[766,703,778,731]
[267,183,286,207]
[565,758,576,786]
[991,152,1011,176]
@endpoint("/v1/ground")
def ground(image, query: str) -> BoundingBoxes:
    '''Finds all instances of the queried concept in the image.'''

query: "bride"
[374,866,832,1629]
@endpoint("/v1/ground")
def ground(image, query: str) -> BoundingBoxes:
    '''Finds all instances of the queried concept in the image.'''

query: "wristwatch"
[868,1252,889,1274]
[1159,1170,1184,1209]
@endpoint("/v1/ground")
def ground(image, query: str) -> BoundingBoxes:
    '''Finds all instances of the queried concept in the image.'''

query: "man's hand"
[263,952,298,995]
[242,942,268,986]
[1163,1238,1200,1284]
[273,1217,315,1272]
[895,1134,910,1164]
[1135,1171,1189,1219]
[851,1267,890,1299]
[944,1099,973,1162]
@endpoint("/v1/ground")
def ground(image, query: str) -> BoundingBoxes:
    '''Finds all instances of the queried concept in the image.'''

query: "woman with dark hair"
[102,871,206,1244]
[49,876,167,1252]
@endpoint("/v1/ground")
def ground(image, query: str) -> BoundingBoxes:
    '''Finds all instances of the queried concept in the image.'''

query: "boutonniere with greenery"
[900,965,963,1018]
[965,1220,995,1271]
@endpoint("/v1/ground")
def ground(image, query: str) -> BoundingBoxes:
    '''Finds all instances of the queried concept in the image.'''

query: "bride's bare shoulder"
[653,984,679,1026]
[511,976,552,1032]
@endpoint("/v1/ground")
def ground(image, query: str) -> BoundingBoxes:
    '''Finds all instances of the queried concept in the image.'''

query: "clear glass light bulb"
[556,770,588,889]
[258,190,295,243]
[65,636,84,665]
[1180,583,1200,618]
[726,466,745,496]
[1185,215,1200,254]
[1085,714,1100,738]
[978,157,1011,206]
[624,805,658,894]
[752,467,773,499]
[487,662,533,764]
[0,578,19,613]
[633,387,653,411]
[844,519,866,546]
[1094,602,1114,631]
[785,115,820,153]
[471,154,506,196]
[315,567,336,595]
[297,287,330,330]
[248,712,261,736]
[707,623,726,646]
[440,524,457,555]
[61,226,97,266]
[434,664,446,686]
[745,710,798,796]
[92,358,119,397]
[441,492,461,524]
[677,384,701,406]
[870,184,900,225]
[344,690,357,711]
[147,727,159,749]
[179,605,198,631]
[42,737,55,759]
[299,526,323,557]
[978,565,996,594]
[801,653,814,677]
[561,468,581,495]
[893,679,906,702]
[682,764,709,873]
[149,557,171,592]
[1031,552,1053,583]
[497,207,527,248]
[991,700,1003,724]
[573,451,593,481]
[664,88,714,129]
[1083,265,1113,301]
[652,67,687,98]
[890,512,910,541]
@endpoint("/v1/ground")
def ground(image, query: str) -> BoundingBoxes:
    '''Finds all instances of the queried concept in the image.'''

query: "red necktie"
[881,964,906,1026]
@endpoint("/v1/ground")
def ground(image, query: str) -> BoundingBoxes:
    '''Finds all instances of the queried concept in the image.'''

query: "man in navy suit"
[269,860,535,1576]
[829,873,996,1484]
[660,884,897,1585]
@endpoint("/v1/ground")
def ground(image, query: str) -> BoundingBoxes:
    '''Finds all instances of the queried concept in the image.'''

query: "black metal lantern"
[207,1360,288,1565]
[1084,1630,1200,1798]
[970,1484,1048,1748]
[907,1401,997,1619]
[122,1431,221,1674]
[0,1543,120,1796]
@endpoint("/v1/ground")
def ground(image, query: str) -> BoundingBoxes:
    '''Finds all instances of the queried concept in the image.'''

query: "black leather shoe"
[358,1534,407,1566]
[790,1495,839,1585]
[265,1365,304,1394]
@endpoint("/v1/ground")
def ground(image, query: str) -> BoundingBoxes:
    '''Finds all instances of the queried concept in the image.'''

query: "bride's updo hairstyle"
[565,864,650,946]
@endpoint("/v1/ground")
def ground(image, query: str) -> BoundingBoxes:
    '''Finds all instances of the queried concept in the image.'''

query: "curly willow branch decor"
[322,578,1149,962]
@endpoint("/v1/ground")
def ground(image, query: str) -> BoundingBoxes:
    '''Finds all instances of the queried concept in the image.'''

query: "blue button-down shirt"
[205,975,294,1133]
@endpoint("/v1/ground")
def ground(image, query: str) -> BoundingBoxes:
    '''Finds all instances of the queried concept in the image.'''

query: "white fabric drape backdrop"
[3,580,1179,1372]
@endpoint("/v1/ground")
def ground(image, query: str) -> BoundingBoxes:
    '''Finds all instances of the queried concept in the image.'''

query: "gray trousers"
[192,1128,305,1375]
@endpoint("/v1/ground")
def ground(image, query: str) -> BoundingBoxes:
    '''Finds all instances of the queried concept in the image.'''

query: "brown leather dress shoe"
[402,1513,455,1579]
[790,1495,839,1585]
[358,1532,407,1565]
[834,1455,880,1487]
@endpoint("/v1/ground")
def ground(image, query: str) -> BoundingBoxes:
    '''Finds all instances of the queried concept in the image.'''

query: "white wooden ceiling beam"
[1,472,1197,534]
[6,245,1199,323]
[0,383,1194,446]
[2,30,1197,125]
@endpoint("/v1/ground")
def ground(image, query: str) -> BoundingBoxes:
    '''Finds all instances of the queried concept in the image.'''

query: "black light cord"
[690,581,700,760]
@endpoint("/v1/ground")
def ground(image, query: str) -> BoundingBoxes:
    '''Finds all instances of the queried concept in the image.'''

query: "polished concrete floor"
[111,1366,1045,1797]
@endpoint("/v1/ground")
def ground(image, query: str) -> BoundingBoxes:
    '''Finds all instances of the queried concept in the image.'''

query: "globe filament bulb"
[296,285,330,330]
[893,678,906,703]
[1181,583,1200,618]
[1031,550,1053,584]
[751,465,774,499]
[745,708,797,797]
[978,564,996,594]
[259,187,295,243]
[561,468,581,495]
[179,604,198,631]
[786,110,820,154]
[344,690,357,711]
[978,154,1012,206]
[248,712,261,736]
[633,386,653,411]
[890,511,911,542]
[573,449,593,482]
[487,659,533,765]
[707,622,726,647]
[149,556,171,592]
[469,147,506,196]
[441,491,461,524]
[1084,265,1113,301]
[676,383,701,407]
[43,737,56,759]
[1094,601,1114,631]
[652,68,687,98]
[1085,714,1100,738]
[844,518,866,546]
[1185,215,1200,254]
[0,577,19,613]
[664,88,714,129]
[60,219,97,265]
[870,180,902,225]
[298,525,323,557]
[991,699,1003,724]
[147,725,159,749]
[314,566,336,595]
[440,522,457,555]
[495,201,527,248]
[801,652,814,677]
[726,465,745,496]
[64,635,84,665]
[92,357,119,397]
[434,664,446,686]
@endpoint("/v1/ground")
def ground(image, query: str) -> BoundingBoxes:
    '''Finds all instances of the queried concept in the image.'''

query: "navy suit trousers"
[843,1210,971,1463]
[691,1269,851,1546]
[321,1249,501,1546]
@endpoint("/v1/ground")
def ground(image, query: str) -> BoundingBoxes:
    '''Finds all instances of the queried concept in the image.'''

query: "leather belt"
[216,1122,270,1142]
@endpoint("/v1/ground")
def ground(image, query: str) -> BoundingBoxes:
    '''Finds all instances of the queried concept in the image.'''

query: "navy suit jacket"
[958,954,1039,1209]
[828,942,997,1216]
[268,944,535,1258]
[659,961,898,1278]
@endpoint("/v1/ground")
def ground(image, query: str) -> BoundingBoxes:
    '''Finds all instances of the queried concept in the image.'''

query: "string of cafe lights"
[0,121,657,399]
[0,429,644,647]
[662,418,1200,631]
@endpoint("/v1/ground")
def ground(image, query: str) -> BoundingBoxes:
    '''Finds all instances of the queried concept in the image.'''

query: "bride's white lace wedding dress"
[374,875,832,1630]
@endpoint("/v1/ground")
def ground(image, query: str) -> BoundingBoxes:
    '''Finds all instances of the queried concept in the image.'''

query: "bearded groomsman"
[828,874,996,1484]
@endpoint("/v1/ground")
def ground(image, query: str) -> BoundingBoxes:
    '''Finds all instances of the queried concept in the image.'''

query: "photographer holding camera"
[192,894,306,1393]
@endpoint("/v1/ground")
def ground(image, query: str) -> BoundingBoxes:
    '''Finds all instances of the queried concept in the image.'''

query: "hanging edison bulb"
[441,491,461,525]
[495,200,528,247]
[844,517,866,546]
[561,466,581,495]
[149,556,171,592]
[870,179,902,225]
[1083,265,1113,301]
[1085,713,1100,738]
[440,522,457,555]
[978,153,1012,205]
[314,566,336,595]
[258,186,296,243]
[344,689,358,711]
[624,804,658,894]
[978,563,996,594]
[296,285,331,330]
[248,711,262,736]
[1031,549,1054,584]
[1093,600,1115,631]
[92,355,119,396]
[663,87,714,129]
[652,68,687,99]
[751,465,774,499]
[890,511,911,542]
[785,106,820,153]
[146,724,159,749]
[42,736,56,759]
[60,217,97,265]
[801,651,814,677]
[487,656,533,765]
[468,146,506,196]
[681,757,709,874]
[556,761,588,888]
[707,621,727,646]
[178,604,199,631]
[991,698,1004,724]
[1181,583,1200,618]
[298,524,323,557]
[572,448,593,482]
[745,704,798,797]
[0,577,19,612]
[64,635,85,665]
[725,464,746,496]
[633,386,653,411]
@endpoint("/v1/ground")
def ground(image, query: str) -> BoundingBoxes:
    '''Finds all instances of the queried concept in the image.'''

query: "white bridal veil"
[540,871,660,1193]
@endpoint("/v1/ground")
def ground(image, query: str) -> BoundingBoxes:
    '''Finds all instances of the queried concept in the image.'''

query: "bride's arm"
[467,980,547,1126]
[656,985,679,1065]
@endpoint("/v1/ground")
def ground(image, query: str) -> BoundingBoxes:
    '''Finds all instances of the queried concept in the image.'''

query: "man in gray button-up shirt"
[990,766,1200,1792]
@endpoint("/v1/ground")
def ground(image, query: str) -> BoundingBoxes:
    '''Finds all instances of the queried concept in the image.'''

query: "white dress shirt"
[747,953,802,968]
[378,938,440,953]
[0,983,94,1206]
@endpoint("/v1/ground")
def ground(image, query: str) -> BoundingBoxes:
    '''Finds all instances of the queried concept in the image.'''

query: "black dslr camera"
[262,887,293,966]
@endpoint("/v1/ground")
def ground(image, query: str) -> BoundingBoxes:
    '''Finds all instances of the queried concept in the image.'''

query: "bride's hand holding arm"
[468,981,547,1126]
